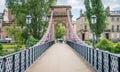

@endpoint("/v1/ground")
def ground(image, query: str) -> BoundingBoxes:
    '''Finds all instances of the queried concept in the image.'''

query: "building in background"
[76,9,91,41]
[72,21,77,34]
[0,9,13,43]
[2,9,13,41]
[0,13,4,39]
[76,7,120,42]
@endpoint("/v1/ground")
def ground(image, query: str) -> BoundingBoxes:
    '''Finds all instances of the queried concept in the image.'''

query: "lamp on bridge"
[26,12,32,48]
[91,14,97,48]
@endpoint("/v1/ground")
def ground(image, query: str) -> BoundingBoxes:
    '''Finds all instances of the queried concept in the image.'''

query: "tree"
[84,0,107,41]
[5,24,27,46]
[6,0,56,40]
[55,23,65,38]
[5,0,57,46]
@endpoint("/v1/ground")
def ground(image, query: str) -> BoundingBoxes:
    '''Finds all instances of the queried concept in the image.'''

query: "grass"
[0,44,19,56]
[2,44,17,49]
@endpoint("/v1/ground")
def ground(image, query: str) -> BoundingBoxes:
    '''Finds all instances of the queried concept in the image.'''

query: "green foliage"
[96,39,114,52]
[6,0,56,40]
[14,47,20,52]
[29,37,38,46]
[85,41,92,45]
[3,44,17,49]
[114,42,120,54]
[0,44,3,51]
[84,0,107,41]
[0,44,19,56]
[6,25,27,47]
[55,23,65,38]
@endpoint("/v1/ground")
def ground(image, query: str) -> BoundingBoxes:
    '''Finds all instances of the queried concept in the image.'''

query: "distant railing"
[67,41,120,72]
[0,41,54,72]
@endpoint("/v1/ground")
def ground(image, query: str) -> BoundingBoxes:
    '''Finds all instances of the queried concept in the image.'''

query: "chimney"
[105,6,110,15]
[8,9,12,22]
[80,9,82,15]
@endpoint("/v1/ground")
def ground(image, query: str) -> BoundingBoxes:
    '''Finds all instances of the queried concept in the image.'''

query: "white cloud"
[57,0,120,10]
[0,0,6,12]
[57,0,120,20]
[57,0,85,10]
[0,0,119,19]
[102,0,120,10]
[67,0,85,10]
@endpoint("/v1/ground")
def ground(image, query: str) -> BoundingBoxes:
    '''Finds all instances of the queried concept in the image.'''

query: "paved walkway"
[26,43,96,72]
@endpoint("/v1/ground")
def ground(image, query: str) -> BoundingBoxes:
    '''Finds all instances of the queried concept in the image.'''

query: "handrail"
[67,41,120,72]
[0,41,54,72]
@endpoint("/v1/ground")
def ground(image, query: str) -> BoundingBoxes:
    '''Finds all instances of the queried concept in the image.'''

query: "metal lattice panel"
[90,48,93,65]
[97,50,103,72]
[89,48,91,64]
[0,58,4,72]
[34,47,37,60]
[110,54,119,72]
[32,48,35,62]
[5,55,13,72]
[67,41,120,72]
[103,52,109,72]
[26,50,29,69]
[0,41,54,72]
[88,47,90,63]
[30,48,33,65]
[14,53,20,72]
[94,49,97,69]
[21,51,25,72]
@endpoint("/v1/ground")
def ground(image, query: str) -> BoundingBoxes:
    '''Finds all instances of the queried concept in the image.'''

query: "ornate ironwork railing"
[0,41,54,72]
[67,41,120,72]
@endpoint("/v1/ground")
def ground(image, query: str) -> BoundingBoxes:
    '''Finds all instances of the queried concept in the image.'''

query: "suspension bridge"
[0,6,120,72]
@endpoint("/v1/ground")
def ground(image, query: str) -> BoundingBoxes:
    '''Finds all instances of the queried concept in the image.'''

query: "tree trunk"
[96,36,100,42]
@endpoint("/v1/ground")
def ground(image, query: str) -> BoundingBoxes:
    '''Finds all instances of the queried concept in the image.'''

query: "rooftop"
[50,5,72,8]
[109,11,120,16]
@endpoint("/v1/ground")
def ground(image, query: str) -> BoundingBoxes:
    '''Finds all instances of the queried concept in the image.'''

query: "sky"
[56,0,120,20]
[0,0,120,20]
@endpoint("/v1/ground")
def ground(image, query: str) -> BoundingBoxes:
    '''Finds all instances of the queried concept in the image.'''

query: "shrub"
[0,44,3,51]
[96,39,114,52]
[114,42,120,54]
[30,37,38,46]
[85,41,92,45]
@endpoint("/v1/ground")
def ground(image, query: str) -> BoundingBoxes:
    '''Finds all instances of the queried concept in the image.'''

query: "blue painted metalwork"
[0,41,54,72]
[67,41,120,72]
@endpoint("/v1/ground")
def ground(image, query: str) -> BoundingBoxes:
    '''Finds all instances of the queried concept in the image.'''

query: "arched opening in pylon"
[54,22,66,41]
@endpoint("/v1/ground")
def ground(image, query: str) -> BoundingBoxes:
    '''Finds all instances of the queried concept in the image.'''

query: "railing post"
[3,58,6,72]
[19,52,21,72]
[32,48,33,64]
[118,57,120,72]
[28,49,30,67]
[12,54,15,72]
[108,53,110,72]
[101,51,103,72]
[24,51,26,70]
[92,48,94,66]
[96,49,98,70]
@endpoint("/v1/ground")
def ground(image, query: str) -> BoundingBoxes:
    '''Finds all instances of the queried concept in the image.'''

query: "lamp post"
[26,12,31,48]
[91,14,97,48]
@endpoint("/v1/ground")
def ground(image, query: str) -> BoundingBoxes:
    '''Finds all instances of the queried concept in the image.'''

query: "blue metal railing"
[0,41,54,72]
[67,41,120,72]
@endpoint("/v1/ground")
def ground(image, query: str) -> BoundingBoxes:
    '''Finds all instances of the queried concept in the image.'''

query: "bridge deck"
[26,43,96,72]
